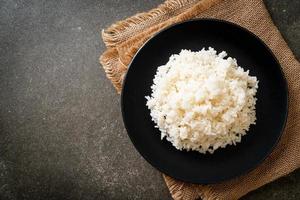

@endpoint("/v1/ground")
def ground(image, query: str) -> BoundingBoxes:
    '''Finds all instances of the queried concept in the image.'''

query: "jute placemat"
[99,0,300,199]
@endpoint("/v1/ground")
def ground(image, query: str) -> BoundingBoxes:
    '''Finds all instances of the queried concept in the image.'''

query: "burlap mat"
[99,0,300,199]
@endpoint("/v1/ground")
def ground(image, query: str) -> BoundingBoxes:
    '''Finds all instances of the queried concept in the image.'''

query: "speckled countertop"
[0,0,299,199]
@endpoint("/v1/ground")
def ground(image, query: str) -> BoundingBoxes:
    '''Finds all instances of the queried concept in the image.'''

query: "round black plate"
[121,19,288,184]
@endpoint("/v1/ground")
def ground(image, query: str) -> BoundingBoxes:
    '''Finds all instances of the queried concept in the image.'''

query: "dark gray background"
[0,0,299,199]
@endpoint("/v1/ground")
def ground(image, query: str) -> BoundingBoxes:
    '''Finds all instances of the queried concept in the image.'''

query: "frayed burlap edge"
[163,175,218,200]
[102,0,199,48]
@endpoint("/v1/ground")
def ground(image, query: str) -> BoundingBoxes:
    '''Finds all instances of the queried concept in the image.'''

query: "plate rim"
[121,18,289,184]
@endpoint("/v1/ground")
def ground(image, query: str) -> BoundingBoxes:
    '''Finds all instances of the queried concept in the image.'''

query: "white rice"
[146,48,258,154]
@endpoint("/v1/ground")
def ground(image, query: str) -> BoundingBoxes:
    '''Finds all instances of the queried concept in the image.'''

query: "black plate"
[121,19,288,184]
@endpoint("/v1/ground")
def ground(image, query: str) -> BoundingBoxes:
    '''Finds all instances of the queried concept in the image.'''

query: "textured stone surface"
[0,0,299,199]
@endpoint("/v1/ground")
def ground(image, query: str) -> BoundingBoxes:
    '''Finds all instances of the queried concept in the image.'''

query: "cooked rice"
[146,48,258,154]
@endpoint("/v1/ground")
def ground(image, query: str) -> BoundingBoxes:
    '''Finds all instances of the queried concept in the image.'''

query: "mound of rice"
[146,48,258,154]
